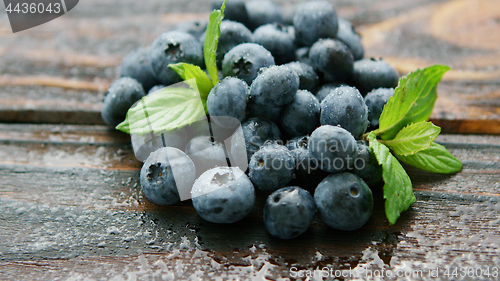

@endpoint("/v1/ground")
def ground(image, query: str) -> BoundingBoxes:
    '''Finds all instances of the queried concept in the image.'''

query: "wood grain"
[0,125,499,279]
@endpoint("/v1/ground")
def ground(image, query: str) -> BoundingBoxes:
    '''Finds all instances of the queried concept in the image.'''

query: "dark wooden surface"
[1,0,499,280]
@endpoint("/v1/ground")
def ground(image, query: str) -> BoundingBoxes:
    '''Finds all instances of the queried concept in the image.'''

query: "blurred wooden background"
[0,0,499,279]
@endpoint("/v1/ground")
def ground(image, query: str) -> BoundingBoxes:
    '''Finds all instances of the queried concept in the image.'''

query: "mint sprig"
[203,0,226,86]
[116,0,226,134]
[365,65,462,225]
[115,82,205,135]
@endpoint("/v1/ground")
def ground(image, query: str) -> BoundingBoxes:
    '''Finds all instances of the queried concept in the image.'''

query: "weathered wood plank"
[0,0,498,133]
[0,125,499,279]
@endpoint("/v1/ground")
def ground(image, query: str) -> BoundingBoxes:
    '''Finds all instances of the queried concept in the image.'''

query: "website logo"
[4,0,79,33]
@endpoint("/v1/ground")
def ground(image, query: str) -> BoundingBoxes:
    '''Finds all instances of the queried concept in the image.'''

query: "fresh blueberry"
[315,83,348,102]
[253,23,295,65]
[147,84,166,95]
[286,136,325,185]
[264,186,316,239]
[309,125,357,173]
[293,1,338,47]
[245,0,284,31]
[284,61,319,93]
[309,39,354,83]
[175,20,208,40]
[222,43,275,85]
[191,167,255,223]
[207,77,249,129]
[131,128,187,162]
[140,147,196,205]
[185,135,229,178]
[336,18,364,61]
[149,31,203,85]
[248,142,295,192]
[364,88,394,130]
[295,47,310,64]
[101,77,145,128]
[211,0,250,27]
[348,58,399,95]
[202,20,253,68]
[350,140,382,187]
[238,117,281,161]
[249,65,299,106]
[286,135,310,151]
[320,86,369,139]
[246,103,282,125]
[280,90,320,138]
[314,172,373,231]
[120,47,158,92]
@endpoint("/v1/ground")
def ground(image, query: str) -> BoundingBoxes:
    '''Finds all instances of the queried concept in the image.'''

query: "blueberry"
[309,125,357,173]
[222,43,275,85]
[253,23,295,65]
[350,141,382,187]
[287,137,325,185]
[336,18,364,61]
[364,88,394,130]
[147,84,166,95]
[264,186,316,239]
[320,86,368,139]
[349,58,399,96]
[120,47,158,92]
[293,1,338,47]
[246,103,282,125]
[283,61,319,93]
[101,77,145,128]
[295,47,310,64]
[202,20,253,68]
[280,90,320,138]
[185,135,230,178]
[191,167,255,224]
[238,117,281,161]
[314,172,373,231]
[249,65,299,106]
[315,83,348,102]
[185,118,238,144]
[131,128,187,162]
[245,0,284,31]
[248,143,295,192]
[175,20,208,40]
[309,39,354,83]
[286,135,310,151]
[140,147,196,205]
[207,77,249,129]
[149,31,203,85]
[211,0,250,27]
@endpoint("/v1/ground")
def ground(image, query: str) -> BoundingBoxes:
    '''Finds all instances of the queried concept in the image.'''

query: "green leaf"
[204,0,226,86]
[382,121,441,156]
[377,65,450,140]
[368,132,416,225]
[168,62,213,110]
[396,142,463,174]
[115,81,205,135]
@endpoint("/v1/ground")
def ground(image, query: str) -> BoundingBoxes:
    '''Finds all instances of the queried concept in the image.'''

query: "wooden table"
[1,0,499,280]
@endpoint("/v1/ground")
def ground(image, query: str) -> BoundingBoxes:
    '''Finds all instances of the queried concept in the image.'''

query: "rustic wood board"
[1,125,499,280]
[0,0,499,134]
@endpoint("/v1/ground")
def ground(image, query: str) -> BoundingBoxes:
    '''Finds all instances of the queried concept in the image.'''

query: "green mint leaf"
[204,0,226,86]
[382,121,441,156]
[368,132,416,225]
[168,62,213,110]
[377,65,450,140]
[115,81,205,135]
[396,142,463,174]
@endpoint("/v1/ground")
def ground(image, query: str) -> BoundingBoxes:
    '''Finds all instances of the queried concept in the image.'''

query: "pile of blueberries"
[101,0,400,239]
